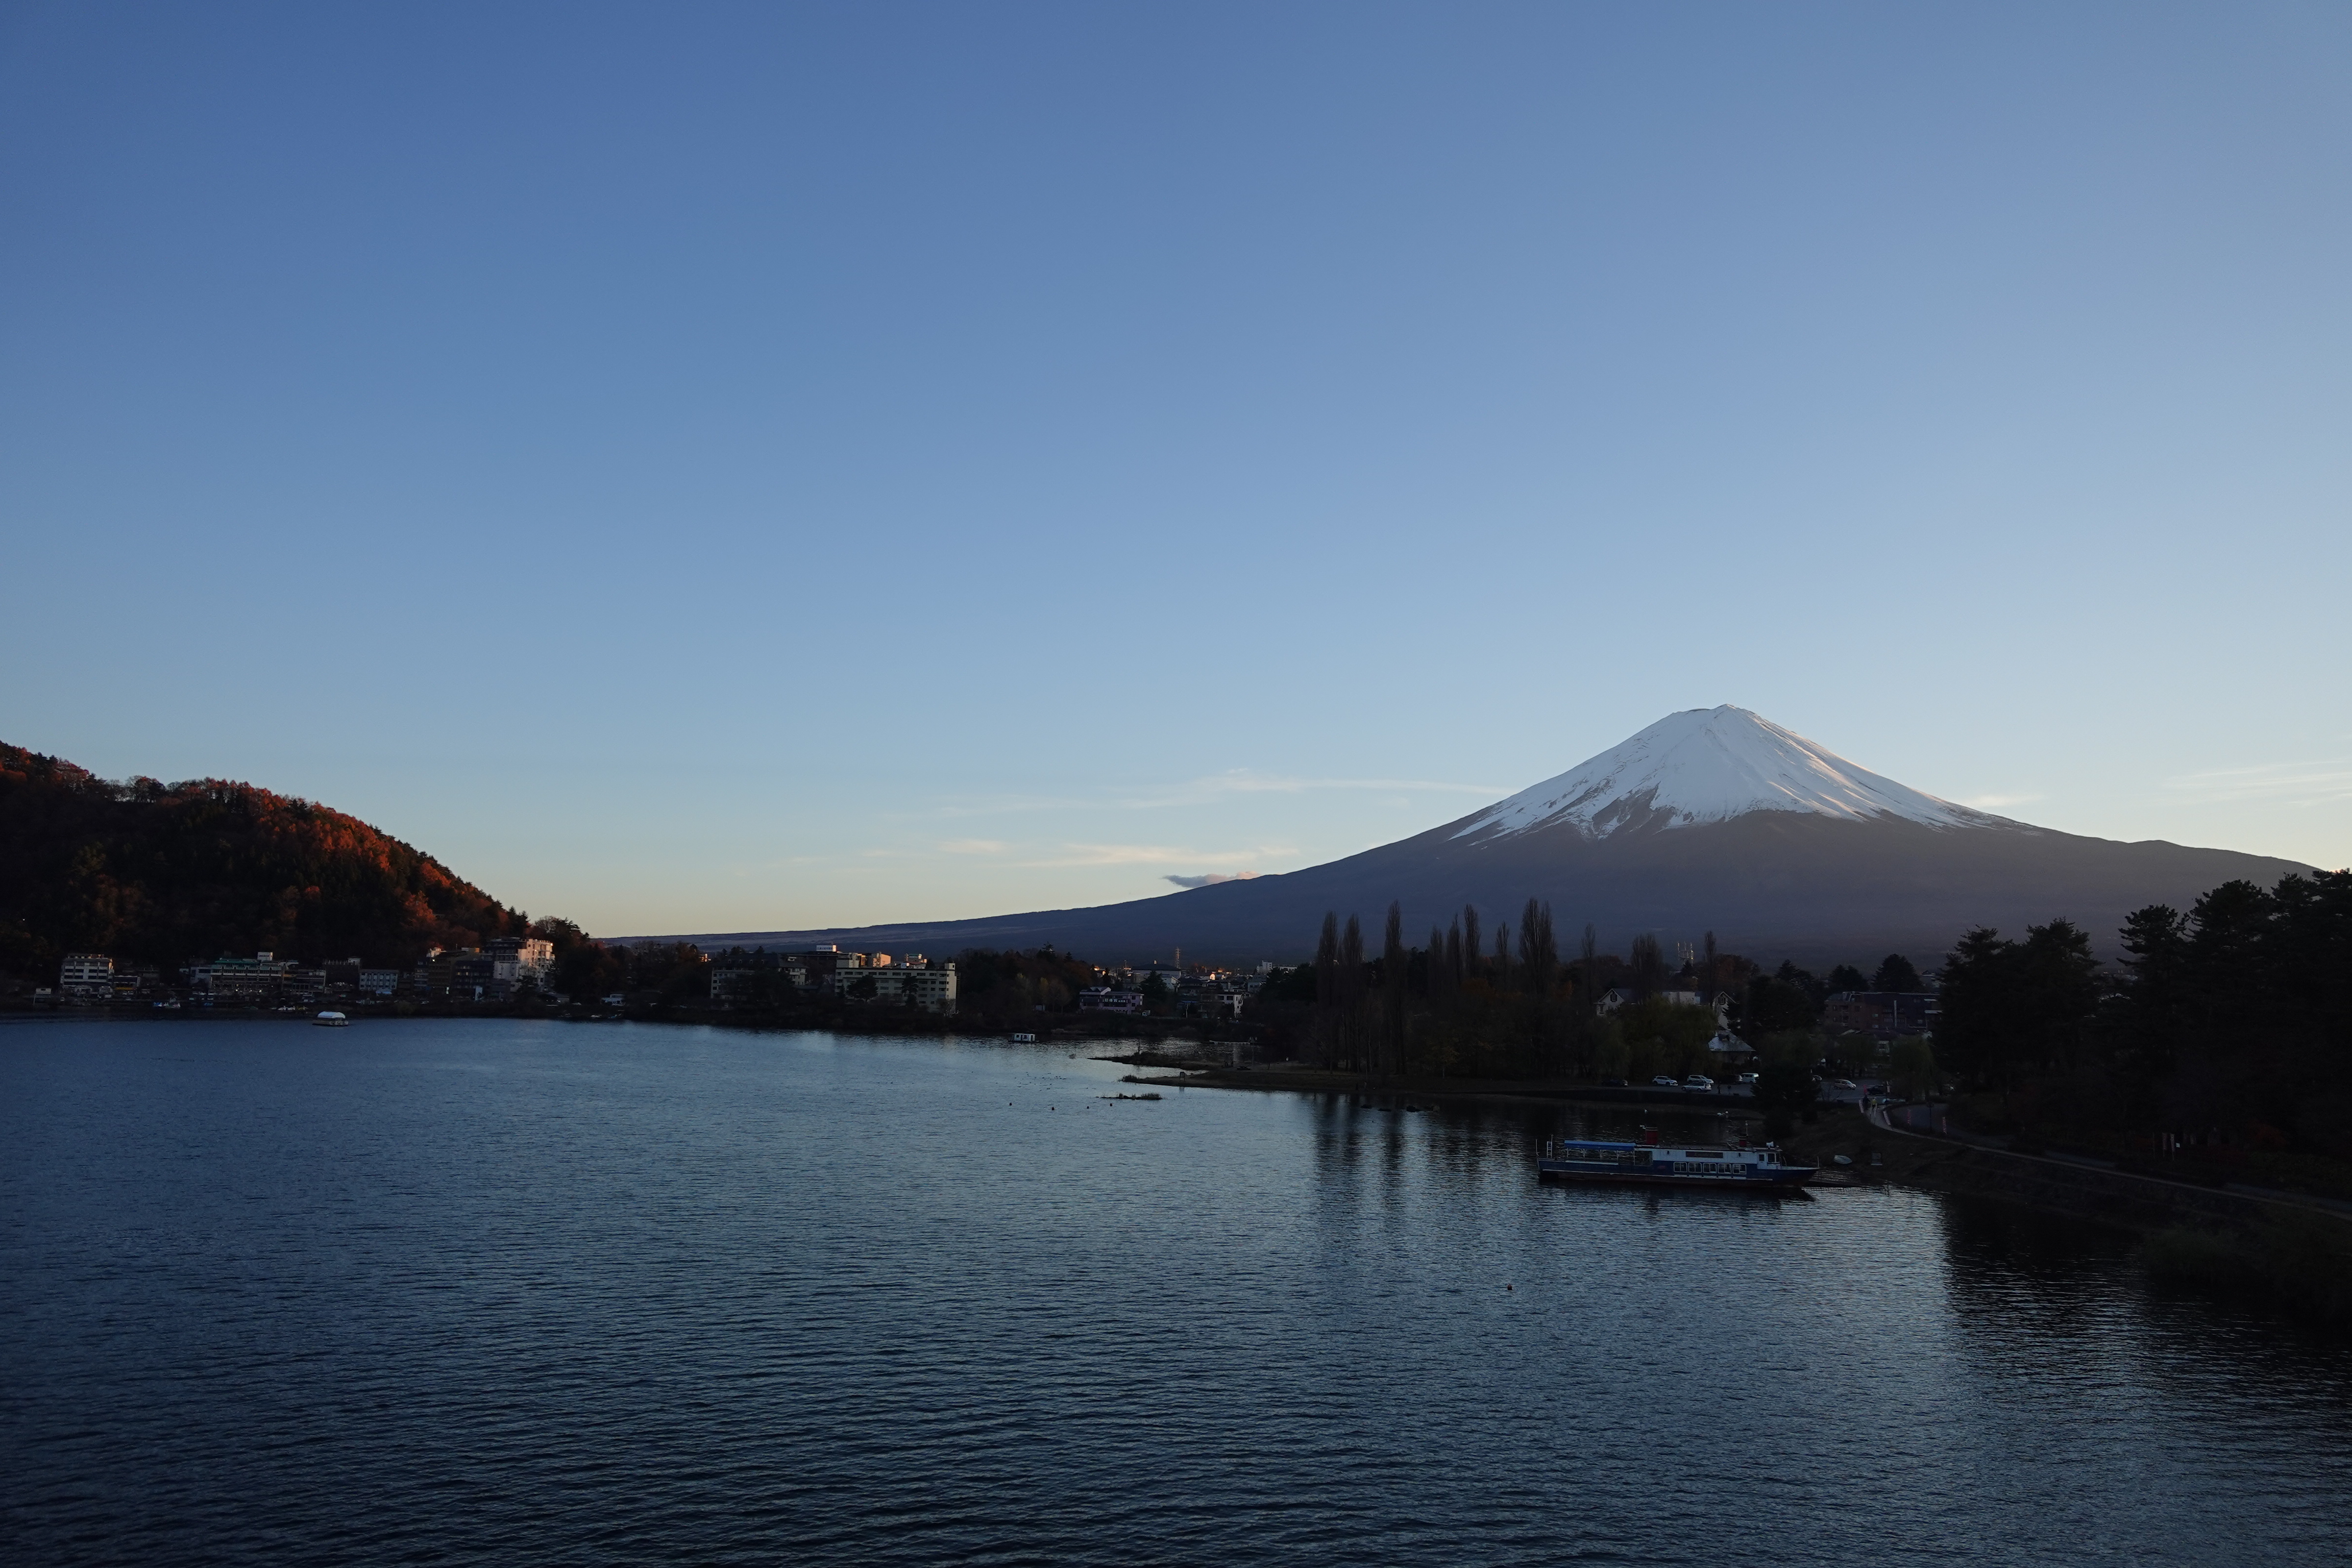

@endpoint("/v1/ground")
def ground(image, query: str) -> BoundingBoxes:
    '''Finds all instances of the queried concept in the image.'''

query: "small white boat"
[312,1010,349,1028]
[1010,1032,1037,1043]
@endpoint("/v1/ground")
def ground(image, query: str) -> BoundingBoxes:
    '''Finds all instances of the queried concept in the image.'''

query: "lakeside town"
[24,939,1278,1020]
[23,937,1936,1057]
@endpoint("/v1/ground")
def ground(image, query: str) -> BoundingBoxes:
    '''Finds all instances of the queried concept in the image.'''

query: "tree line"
[1255,899,1798,1083]
[1936,871,2352,1165]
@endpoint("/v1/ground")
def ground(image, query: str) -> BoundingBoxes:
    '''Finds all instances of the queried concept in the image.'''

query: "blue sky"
[3,2,2348,937]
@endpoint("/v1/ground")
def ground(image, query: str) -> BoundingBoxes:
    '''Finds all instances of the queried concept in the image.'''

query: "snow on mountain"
[1454,706,2009,841]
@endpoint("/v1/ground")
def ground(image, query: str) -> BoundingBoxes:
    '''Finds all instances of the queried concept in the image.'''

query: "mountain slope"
[646,709,2322,967]
[0,740,526,978]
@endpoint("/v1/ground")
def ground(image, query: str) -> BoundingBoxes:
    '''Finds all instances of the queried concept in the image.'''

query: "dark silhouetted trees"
[1873,953,1924,992]
[1936,920,2099,1089]
[1340,914,1367,1070]
[1518,898,1557,996]
[1627,934,1666,999]
[1382,903,1407,1074]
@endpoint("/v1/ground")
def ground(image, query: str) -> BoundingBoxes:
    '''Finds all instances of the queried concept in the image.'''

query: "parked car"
[1684,1075,1714,1090]
[1651,1075,1680,1088]
[1736,1072,1759,1085]
[1600,1077,1628,1087]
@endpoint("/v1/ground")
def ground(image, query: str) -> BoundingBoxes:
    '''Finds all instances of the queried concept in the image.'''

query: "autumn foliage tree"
[0,740,530,979]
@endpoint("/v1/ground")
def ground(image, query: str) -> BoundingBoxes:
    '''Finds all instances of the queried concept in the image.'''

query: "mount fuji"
[648,707,2318,967]
[1449,706,2007,841]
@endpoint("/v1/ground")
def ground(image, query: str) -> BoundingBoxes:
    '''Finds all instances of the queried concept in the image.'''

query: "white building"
[488,937,555,985]
[1596,988,1733,1027]
[1078,987,1146,1015]
[59,953,114,999]
[841,963,957,1012]
[193,953,297,1002]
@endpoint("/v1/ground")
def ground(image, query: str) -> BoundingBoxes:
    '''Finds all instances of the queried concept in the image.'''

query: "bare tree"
[1428,924,1450,1003]
[1446,918,1463,993]
[1463,906,1482,982]
[1491,921,1511,987]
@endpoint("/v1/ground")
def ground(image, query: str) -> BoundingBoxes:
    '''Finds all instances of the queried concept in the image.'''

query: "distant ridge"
[623,708,2321,968]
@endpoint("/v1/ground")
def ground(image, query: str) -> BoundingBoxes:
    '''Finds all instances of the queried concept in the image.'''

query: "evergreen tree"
[1936,927,2021,1088]
[2113,903,2189,1112]
[1872,953,1923,992]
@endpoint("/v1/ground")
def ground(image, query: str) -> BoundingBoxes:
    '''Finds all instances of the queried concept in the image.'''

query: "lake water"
[5,1018,2351,1565]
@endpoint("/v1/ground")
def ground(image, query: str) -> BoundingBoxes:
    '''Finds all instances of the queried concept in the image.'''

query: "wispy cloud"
[1960,792,2042,810]
[932,794,1094,819]
[1116,770,1508,809]
[1014,842,1292,870]
[937,838,1006,855]
[2164,759,2352,808]
[1164,872,1263,889]
[929,771,1506,818]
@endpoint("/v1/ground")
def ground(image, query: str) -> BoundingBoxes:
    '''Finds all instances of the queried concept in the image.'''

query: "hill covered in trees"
[0,740,528,980]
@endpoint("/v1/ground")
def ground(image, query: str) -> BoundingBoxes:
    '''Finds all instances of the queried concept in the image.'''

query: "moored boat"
[312,1010,349,1028]
[1537,1127,1813,1187]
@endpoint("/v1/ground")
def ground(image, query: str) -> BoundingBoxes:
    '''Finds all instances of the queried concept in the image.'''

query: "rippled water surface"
[6,1018,2351,1565]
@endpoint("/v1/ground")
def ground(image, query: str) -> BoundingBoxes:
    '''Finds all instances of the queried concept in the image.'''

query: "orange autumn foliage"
[0,740,530,978]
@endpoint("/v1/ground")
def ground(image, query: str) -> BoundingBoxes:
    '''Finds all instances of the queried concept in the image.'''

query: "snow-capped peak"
[1453,706,2005,842]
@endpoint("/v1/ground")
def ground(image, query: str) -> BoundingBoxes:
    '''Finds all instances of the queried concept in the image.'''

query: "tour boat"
[1537,1127,1813,1187]
[312,1011,349,1028]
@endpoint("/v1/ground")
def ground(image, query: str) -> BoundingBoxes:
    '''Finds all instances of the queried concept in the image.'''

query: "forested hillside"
[0,741,525,979]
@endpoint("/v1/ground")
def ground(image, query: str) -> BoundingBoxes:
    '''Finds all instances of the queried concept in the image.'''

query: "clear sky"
[4,2,2348,938]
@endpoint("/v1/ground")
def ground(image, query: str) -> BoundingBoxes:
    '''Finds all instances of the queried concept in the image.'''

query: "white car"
[1736,1072,1759,1085]
[1683,1075,1715,1091]
[1651,1075,1680,1088]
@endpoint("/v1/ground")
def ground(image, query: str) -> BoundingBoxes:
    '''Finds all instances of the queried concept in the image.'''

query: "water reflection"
[6,1023,2349,1567]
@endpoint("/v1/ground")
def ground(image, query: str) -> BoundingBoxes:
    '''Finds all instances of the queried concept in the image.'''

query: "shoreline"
[1129,1062,2352,1241]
